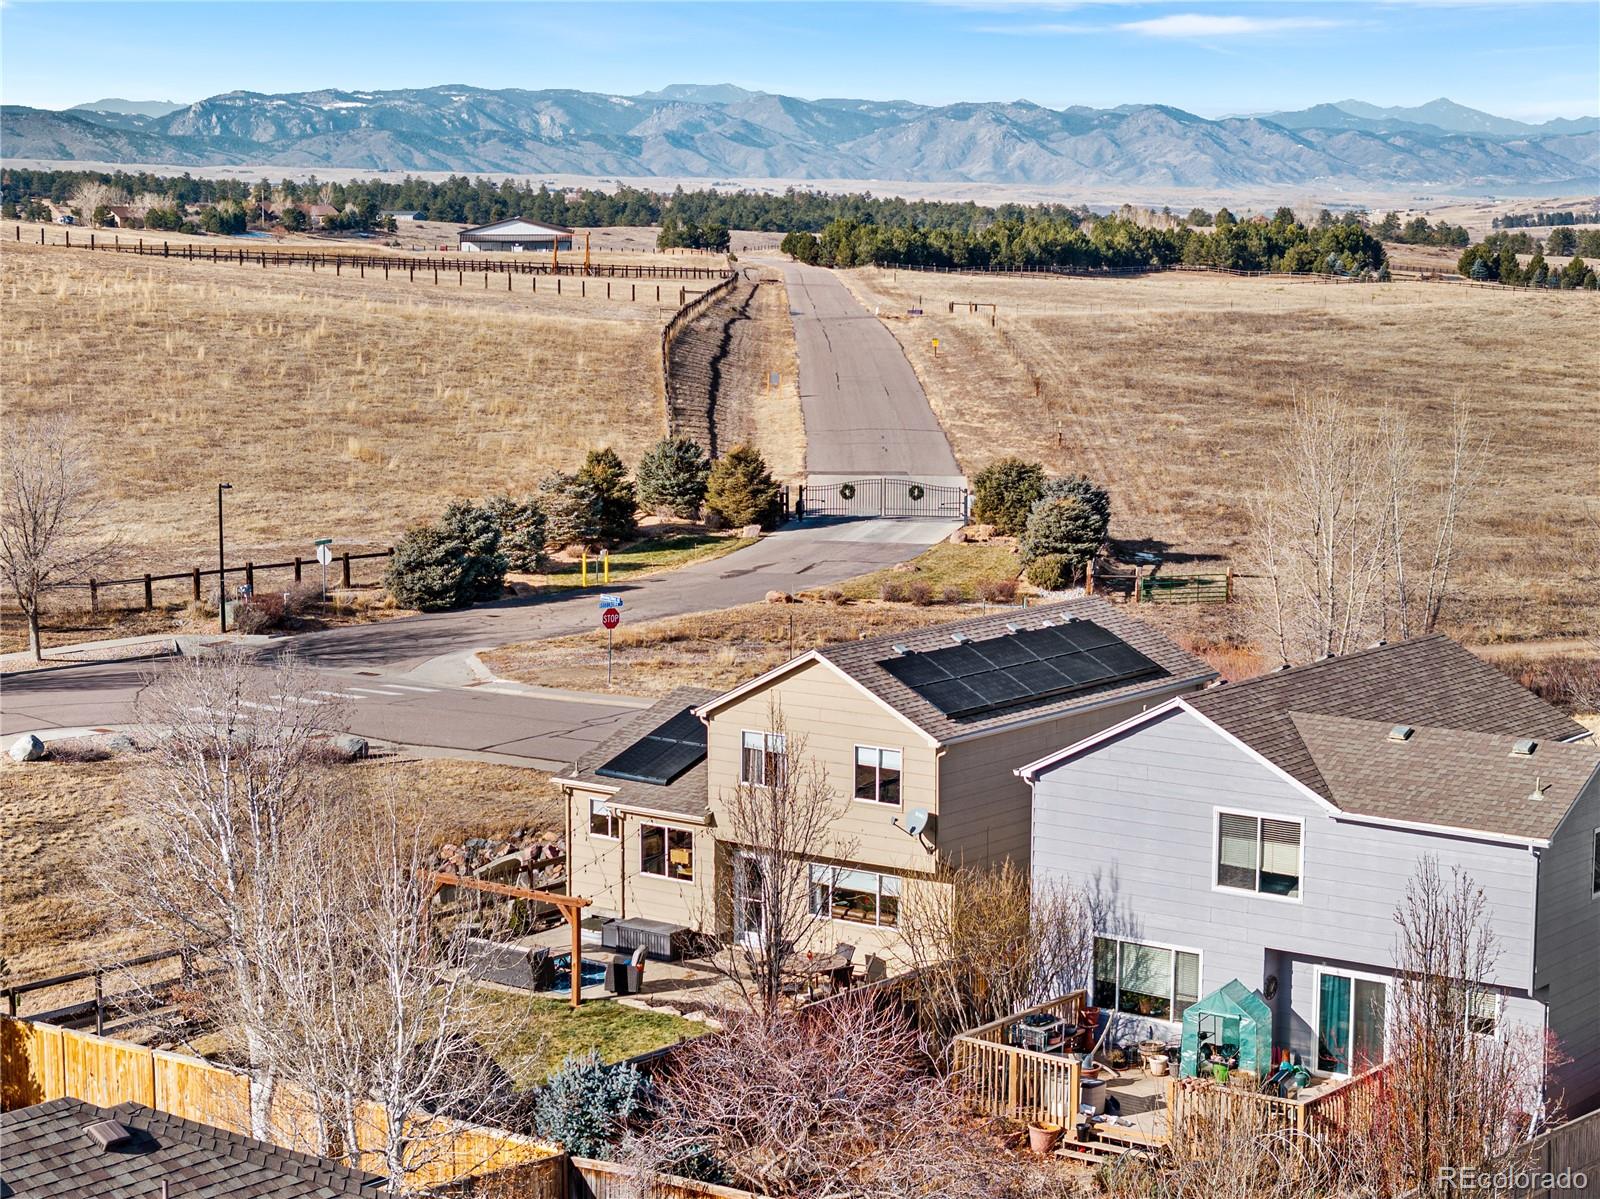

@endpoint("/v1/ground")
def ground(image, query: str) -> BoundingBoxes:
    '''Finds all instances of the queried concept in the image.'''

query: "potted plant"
[1147,1054,1170,1077]
[1079,1052,1101,1079]
[1027,1120,1063,1155]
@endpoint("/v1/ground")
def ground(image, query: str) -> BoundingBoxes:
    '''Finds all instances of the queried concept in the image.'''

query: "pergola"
[420,871,593,1009]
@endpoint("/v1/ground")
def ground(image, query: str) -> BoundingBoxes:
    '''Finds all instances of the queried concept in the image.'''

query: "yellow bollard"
[603,550,610,584]
[581,551,588,588]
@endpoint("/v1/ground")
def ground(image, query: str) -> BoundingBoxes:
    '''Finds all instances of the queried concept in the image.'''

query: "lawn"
[530,530,757,590]
[841,267,1600,643]
[474,991,705,1088]
[833,540,1022,602]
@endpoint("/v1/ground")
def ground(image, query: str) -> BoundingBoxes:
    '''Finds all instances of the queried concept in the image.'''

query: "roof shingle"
[562,686,720,820]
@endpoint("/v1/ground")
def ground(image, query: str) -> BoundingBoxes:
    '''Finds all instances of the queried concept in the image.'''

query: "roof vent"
[1369,639,1388,649]
[1004,622,1021,633]
[1275,663,1294,672]
[1511,738,1538,757]
[890,644,910,657]
[1528,776,1549,802]
[1388,724,1414,743]
[1066,615,1081,623]
[84,1119,135,1152]
[951,633,973,645]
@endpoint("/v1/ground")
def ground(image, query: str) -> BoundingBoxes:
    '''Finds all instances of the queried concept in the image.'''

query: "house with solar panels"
[1017,636,1600,1111]
[555,601,1213,962]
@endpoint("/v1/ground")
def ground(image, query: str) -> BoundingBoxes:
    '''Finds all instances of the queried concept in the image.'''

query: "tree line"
[1493,209,1600,228]
[1457,233,1596,288]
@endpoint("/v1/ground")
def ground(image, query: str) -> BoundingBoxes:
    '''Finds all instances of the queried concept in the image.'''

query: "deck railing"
[1171,1062,1392,1145]
[950,991,1086,1126]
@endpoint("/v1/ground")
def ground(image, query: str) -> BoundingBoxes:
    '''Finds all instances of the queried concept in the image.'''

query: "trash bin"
[1079,1078,1107,1117]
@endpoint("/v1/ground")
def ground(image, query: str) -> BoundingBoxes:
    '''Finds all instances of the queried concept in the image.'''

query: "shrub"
[976,577,1018,604]
[1038,474,1111,542]
[636,437,711,519]
[484,495,547,572]
[880,580,909,603]
[906,580,934,606]
[941,584,966,604]
[1025,553,1073,591]
[705,444,782,529]
[438,501,508,602]
[577,447,638,545]
[540,470,604,550]
[385,524,469,612]
[779,230,822,265]
[971,457,1045,536]
[1020,495,1105,569]
[232,593,287,634]
[819,588,846,606]
[533,1051,648,1161]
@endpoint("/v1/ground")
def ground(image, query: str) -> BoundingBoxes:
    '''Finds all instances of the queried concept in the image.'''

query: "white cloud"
[1119,14,1344,37]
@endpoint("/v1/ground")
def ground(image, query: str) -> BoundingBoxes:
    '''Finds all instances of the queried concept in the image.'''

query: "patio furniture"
[608,917,690,960]
[608,945,648,995]
[854,954,888,986]
[1013,1014,1072,1054]
[833,943,856,963]
[462,939,554,991]
[783,951,851,1000]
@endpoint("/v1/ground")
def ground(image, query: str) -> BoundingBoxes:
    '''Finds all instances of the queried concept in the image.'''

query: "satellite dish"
[902,809,931,838]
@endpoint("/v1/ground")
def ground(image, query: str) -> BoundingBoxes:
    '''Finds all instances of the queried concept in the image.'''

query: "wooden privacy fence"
[0,1016,561,1189]
[14,225,735,281]
[569,1157,756,1198]
[46,547,396,612]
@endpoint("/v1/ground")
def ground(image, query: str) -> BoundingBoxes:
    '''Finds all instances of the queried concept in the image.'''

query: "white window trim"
[809,863,902,928]
[1312,965,1392,1079]
[852,745,903,807]
[1211,806,1305,905]
[1092,932,1203,1026]
[638,823,696,885]
[1591,827,1599,900]
[589,797,619,841]
[739,729,787,788]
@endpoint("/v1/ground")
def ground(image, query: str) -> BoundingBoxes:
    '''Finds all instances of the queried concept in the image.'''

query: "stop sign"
[602,608,620,630]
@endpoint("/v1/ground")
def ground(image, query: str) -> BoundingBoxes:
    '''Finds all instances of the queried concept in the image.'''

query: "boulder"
[330,734,369,761]
[892,561,918,573]
[947,528,968,544]
[8,734,44,763]
[739,524,764,539]
[968,524,996,542]
[764,590,792,604]
[104,734,137,754]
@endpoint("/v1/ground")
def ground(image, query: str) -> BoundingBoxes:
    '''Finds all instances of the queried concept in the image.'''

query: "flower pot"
[1028,1122,1063,1155]
[1147,1054,1170,1077]
[1079,1059,1102,1080]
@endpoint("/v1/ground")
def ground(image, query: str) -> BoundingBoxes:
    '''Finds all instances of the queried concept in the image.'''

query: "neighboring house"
[299,202,340,226]
[381,209,424,221]
[0,1097,385,1197]
[1020,635,1600,1113]
[557,600,1213,962]
[458,217,574,253]
[103,204,139,228]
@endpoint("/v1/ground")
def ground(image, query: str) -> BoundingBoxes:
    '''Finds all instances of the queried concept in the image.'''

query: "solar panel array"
[595,707,707,786]
[879,619,1165,718]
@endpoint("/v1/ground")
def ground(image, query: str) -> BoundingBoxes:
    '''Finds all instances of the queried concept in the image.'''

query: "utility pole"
[216,483,232,632]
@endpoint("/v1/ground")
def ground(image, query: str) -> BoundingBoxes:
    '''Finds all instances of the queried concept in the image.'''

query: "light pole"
[217,483,232,633]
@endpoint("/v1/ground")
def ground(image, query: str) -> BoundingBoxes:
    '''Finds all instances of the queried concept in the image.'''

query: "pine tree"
[635,437,711,519]
[704,444,782,529]
[577,447,638,545]
[438,501,507,602]
[972,457,1046,535]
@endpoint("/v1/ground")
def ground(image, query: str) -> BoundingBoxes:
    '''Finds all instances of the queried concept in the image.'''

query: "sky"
[2,1,1596,123]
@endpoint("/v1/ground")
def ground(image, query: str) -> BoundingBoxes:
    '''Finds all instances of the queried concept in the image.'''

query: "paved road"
[765,259,964,488]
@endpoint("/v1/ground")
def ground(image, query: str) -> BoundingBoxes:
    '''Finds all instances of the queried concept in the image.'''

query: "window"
[809,864,900,927]
[589,797,619,839]
[1466,988,1498,1038]
[1317,971,1388,1074]
[1216,811,1302,899]
[640,824,693,882]
[740,731,787,788]
[854,747,902,805]
[1092,936,1200,1022]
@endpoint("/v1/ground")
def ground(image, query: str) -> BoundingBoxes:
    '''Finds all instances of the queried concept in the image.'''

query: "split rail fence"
[0,1015,562,1191]
[44,547,396,612]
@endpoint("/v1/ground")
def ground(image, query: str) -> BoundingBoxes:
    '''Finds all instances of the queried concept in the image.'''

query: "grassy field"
[2,237,680,567]
[0,754,562,996]
[474,991,704,1088]
[842,268,1600,642]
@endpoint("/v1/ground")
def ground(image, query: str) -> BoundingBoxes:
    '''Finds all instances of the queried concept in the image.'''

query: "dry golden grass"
[716,271,806,480]
[842,268,1600,642]
[2,239,682,565]
[0,754,561,995]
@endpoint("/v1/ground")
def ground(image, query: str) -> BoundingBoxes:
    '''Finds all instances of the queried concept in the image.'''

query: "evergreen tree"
[540,470,605,550]
[577,447,638,544]
[533,1051,648,1161]
[704,444,782,529]
[1544,227,1577,256]
[484,495,547,571]
[438,501,507,602]
[1020,496,1105,572]
[385,525,469,612]
[971,457,1046,536]
[1038,474,1111,541]
[635,437,711,519]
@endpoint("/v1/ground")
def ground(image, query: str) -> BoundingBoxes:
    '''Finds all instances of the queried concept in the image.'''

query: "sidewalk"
[0,631,266,676]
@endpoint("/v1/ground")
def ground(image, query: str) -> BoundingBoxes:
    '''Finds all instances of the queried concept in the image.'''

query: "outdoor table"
[781,952,852,999]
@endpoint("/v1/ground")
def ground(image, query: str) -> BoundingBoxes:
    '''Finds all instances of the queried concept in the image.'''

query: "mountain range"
[4,85,1595,191]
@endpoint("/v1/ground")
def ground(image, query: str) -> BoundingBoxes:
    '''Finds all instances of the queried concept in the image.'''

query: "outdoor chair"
[833,943,856,963]
[855,954,887,986]
[630,944,647,992]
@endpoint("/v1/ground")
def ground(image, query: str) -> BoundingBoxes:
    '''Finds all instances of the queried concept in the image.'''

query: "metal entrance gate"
[798,478,967,520]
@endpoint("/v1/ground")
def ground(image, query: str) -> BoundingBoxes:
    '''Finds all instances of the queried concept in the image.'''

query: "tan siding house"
[558,600,1214,964]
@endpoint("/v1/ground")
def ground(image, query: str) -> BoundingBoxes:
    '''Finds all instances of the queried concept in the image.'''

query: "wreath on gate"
[908,483,925,502]
[839,483,856,501]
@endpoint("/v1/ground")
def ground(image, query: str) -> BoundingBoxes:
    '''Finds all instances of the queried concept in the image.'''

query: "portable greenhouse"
[1179,978,1272,1080]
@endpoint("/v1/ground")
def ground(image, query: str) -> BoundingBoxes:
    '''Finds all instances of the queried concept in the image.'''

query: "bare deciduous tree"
[1251,392,1486,665]
[68,180,126,225]
[707,706,857,1014]
[897,861,1093,1039]
[0,416,112,661]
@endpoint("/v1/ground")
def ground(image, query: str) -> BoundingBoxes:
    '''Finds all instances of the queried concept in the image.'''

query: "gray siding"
[1535,773,1600,1114]
[1031,706,1546,1071]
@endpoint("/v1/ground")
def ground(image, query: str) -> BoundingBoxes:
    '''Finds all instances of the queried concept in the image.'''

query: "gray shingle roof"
[0,1098,384,1198]
[1290,713,1600,841]
[564,686,720,820]
[1188,635,1589,805]
[812,597,1215,743]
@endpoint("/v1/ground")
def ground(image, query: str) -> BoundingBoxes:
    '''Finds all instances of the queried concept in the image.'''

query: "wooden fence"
[1087,562,1233,605]
[0,1015,561,1190]
[950,992,1086,1127]
[568,1157,756,1199]
[1170,1062,1391,1146]
[13,224,734,281]
[43,547,395,611]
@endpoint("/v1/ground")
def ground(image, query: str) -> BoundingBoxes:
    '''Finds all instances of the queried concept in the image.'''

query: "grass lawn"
[831,540,1021,602]
[528,531,756,591]
[474,991,705,1087]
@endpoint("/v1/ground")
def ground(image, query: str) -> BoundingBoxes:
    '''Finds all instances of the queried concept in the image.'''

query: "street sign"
[313,537,333,547]
[315,544,333,566]
[597,594,623,610]
[602,608,620,630]
[908,308,923,315]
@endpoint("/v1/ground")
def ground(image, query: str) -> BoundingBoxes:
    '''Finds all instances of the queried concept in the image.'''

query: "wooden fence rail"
[13,224,735,280]
[41,548,395,611]
[0,1015,561,1189]
[569,1156,757,1198]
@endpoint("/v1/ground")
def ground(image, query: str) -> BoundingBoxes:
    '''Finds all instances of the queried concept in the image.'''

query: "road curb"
[0,648,175,680]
